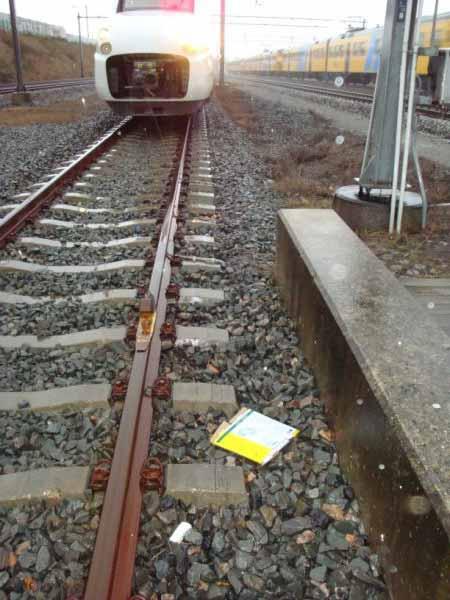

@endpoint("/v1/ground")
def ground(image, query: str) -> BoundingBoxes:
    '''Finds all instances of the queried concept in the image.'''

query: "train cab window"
[119,0,194,11]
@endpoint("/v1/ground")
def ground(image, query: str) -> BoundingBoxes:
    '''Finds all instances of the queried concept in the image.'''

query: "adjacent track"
[0,77,94,96]
[232,74,450,121]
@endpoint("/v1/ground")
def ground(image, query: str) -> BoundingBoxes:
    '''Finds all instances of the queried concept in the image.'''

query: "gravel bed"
[0,110,120,205]
[131,99,388,600]
[0,344,130,393]
[0,495,104,598]
[0,409,118,475]
[0,300,137,337]
[0,270,146,297]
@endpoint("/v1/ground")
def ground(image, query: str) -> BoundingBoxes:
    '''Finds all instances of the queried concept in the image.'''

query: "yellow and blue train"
[229,12,450,89]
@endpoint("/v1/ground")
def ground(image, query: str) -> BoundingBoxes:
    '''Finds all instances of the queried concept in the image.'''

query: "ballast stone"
[0,466,90,506]
[173,382,237,417]
[166,464,248,508]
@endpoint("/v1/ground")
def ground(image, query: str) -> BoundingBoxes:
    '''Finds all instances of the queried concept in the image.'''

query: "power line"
[209,14,366,23]
[211,21,329,28]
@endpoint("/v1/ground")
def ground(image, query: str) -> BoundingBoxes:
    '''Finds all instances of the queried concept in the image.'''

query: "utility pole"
[8,0,25,93]
[85,4,90,39]
[77,12,85,78]
[219,0,225,85]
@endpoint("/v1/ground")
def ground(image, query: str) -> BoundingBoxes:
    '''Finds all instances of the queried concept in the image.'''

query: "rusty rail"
[84,117,192,600]
[0,117,132,248]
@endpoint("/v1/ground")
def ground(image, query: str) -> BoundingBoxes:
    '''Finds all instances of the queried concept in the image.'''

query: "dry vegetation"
[215,85,450,277]
[0,94,106,127]
[0,30,94,83]
[215,86,450,208]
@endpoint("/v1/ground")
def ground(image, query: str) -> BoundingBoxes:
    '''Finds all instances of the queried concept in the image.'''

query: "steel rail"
[0,117,132,249]
[0,78,94,95]
[233,74,450,120]
[84,117,192,600]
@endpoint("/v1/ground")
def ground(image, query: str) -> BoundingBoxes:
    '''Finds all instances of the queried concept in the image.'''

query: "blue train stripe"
[365,31,381,73]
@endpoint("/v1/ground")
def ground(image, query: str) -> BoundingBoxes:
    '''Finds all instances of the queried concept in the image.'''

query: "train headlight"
[97,27,112,55]
[100,42,112,55]
[181,43,209,56]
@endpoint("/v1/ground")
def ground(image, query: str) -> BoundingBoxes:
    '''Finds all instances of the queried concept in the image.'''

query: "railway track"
[232,74,450,121]
[0,112,212,597]
[0,99,389,599]
[0,78,94,96]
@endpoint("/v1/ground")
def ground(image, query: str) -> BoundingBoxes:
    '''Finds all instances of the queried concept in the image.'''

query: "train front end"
[95,0,215,116]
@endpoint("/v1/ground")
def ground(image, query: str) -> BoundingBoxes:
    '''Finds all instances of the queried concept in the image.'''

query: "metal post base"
[334,185,422,233]
[11,92,32,106]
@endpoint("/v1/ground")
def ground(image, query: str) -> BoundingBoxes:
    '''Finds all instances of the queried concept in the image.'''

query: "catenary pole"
[8,0,25,92]
[220,0,225,85]
[77,12,85,78]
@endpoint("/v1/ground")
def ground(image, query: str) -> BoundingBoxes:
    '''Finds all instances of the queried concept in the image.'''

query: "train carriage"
[229,11,450,101]
[309,41,329,75]
[95,0,215,116]
[327,37,351,75]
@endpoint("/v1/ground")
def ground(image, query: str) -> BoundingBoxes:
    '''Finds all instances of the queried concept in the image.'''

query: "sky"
[0,0,449,59]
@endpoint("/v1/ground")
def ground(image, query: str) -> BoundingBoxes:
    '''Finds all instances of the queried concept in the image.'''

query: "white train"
[95,0,215,116]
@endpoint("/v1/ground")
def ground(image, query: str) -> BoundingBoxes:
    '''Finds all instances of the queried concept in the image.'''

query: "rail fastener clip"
[90,459,112,492]
[166,283,181,301]
[152,377,172,401]
[111,379,128,402]
[160,322,177,342]
[140,458,164,495]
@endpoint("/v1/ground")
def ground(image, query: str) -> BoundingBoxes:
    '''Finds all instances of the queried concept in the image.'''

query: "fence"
[0,12,94,44]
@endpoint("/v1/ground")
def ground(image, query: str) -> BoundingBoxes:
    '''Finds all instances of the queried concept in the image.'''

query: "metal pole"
[77,12,85,78]
[397,0,424,234]
[430,0,439,48]
[8,0,25,92]
[85,4,90,40]
[220,0,225,85]
[389,0,415,234]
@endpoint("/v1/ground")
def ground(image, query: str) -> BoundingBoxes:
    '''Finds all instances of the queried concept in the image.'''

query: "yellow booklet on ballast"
[211,408,300,466]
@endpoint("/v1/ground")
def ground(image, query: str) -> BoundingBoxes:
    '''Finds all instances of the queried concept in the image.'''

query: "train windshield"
[119,0,194,11]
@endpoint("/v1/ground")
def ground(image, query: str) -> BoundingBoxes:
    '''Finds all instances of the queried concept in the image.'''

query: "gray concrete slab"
[182,259,222,273]
[173,382,237,417]
[0,466,90,506]
[189,192,215,204]
[52,204,113,215]
[402,277,450,337]
[276,208,450,600]
[176,326,229,347]
[189,204,216,216]
[0,289,137,306]
[39,218,155,230]
[0,384,111,411]
[17,236,151,250]
[166,464,247,507]
[0,326,127,350]
[0,259,145,275]
[179,288,225,306]
[184,235,215,245]
[189,218,217,229]
[63,192,93,203]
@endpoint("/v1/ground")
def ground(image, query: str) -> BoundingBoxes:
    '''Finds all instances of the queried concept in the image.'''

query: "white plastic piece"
[169,522,192,544]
